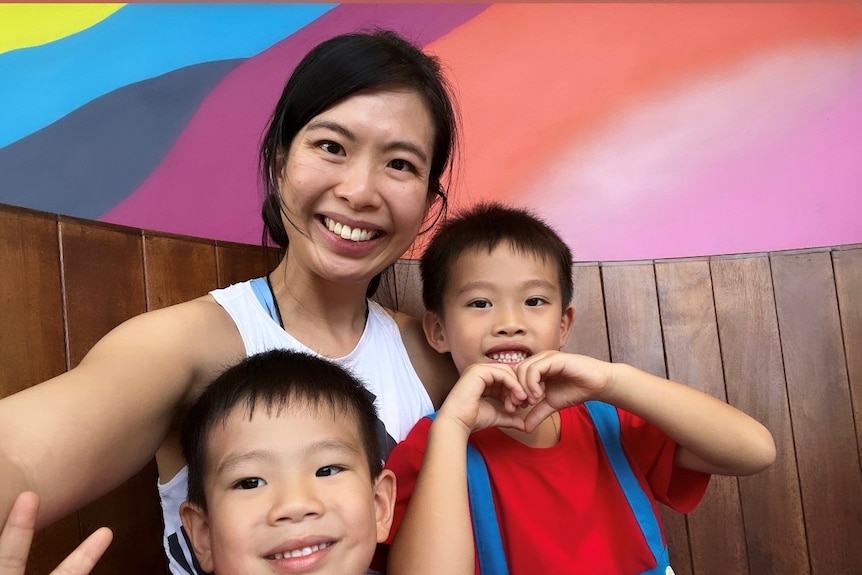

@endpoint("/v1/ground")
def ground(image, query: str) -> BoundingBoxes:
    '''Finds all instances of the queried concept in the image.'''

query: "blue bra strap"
[584,401,669,572]
[426,413,509,574]
[250,277,280,324]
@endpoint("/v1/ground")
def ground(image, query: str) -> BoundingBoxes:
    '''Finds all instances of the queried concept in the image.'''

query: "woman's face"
[278,89,435,287]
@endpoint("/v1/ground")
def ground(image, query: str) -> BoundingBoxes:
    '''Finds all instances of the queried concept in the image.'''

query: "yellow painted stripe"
[0,3,124,54]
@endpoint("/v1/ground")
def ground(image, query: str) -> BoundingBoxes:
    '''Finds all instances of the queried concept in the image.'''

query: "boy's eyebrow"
[305,120,429,164]
[455,278,558,295]
[215,439,363,475]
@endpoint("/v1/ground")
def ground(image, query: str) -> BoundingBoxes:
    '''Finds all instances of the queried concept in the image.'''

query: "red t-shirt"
[384,404,709,574]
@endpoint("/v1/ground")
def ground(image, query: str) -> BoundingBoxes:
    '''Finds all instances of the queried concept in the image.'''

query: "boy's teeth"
[269,542,332,560]
[489,351,527,363]
[324,217,376,242]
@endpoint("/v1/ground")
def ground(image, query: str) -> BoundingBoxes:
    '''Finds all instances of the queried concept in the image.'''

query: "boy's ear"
[422,311,450,354]
[180,501,215,573]
[374,469,397,543]
[558,305,575,348]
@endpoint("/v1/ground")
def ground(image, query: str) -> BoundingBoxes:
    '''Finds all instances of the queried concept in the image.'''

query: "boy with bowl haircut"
[179,349,396,575]
[385,203,776,574]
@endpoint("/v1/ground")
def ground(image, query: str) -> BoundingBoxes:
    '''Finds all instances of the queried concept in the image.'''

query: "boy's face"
[424,242,574,373]
[180,404,395,575]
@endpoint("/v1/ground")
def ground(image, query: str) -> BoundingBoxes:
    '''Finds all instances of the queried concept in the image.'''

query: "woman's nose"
[334,161,381,209]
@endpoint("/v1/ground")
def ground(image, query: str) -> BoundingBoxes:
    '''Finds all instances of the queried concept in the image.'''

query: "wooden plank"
[833,246,862,466]
[601,262,693,575]
[0,206,81,574]
[771,249,862,575]
[710,255,807,574]
[143,234,218,311]
[376,259,425,318]
[215,241,276,288]
[563,263,610,361]
[655,259,748,575]
[58,217,166,575]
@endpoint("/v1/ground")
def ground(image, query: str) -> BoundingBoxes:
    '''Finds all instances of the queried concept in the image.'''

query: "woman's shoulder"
[382,307,458,409]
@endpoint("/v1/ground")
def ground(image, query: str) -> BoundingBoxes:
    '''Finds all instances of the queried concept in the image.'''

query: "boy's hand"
[437,363,531,435]
[516,351,615,433]
[0,492,112,575]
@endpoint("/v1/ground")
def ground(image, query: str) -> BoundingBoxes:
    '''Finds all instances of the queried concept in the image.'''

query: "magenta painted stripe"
[102,4,488,242]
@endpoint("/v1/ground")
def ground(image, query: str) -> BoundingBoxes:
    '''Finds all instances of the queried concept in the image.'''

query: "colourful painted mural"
[1,3,860,261]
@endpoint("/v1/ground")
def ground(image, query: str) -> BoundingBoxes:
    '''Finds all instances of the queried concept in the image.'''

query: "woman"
[0,30,459,575]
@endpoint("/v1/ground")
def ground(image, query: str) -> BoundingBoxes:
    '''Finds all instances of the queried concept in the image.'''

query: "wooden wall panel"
[564,263,610,361]
[601,262,693,575]
[215,241,276,289]
[58,218,166,575]
[832,246,862,466]
[0,208,81,574]
[771,249,862,575]
[656,259,748,575]
[376,259,424,319]
[711,255,808,574]
[143,234,218,310]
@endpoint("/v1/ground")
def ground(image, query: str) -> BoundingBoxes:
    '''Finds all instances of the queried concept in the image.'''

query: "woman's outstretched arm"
[0,297,243,529]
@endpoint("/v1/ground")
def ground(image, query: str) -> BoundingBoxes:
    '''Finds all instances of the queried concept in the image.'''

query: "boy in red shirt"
[384,203,775,575]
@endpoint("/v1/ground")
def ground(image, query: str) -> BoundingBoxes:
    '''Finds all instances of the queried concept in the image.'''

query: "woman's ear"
[373,469,397,543]
[180,501,215,573]
[559,305,575,348]
[422,311,450,354]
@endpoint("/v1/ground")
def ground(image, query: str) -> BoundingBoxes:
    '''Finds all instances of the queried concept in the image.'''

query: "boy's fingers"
[0,492,39,575]
[523,402,556,433]
[51,527,112,575]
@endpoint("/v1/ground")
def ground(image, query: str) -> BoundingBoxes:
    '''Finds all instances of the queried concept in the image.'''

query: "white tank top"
[159,278,433,575]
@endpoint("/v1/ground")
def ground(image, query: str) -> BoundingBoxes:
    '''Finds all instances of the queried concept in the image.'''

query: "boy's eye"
[319,141,344,155]
[467,299,491,309]
[233,477,266,490]
[525,297,548,307]
[387,158,415,172]
[316,465,346,477]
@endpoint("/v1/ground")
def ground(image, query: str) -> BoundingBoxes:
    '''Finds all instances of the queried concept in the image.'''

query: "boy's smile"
[425,242,573,374]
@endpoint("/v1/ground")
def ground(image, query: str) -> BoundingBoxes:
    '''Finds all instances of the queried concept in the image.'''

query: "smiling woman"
[0,29,459,575]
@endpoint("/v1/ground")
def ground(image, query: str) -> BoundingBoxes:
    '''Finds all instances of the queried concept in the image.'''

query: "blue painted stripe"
[0,3,335,149]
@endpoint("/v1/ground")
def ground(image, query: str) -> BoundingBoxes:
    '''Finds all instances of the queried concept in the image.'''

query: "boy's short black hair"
[180,349,383,510]
[420,202,574,316]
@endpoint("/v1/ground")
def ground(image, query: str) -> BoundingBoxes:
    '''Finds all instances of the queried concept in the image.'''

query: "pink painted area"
[529,43,862,261]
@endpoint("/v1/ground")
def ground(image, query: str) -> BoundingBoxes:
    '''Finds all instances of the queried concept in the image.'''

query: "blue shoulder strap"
[249,277,280,324]
[584,401,670,574]
[425,413,509,575]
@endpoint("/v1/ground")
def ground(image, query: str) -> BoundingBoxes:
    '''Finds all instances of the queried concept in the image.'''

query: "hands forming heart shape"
[438,351,614,436]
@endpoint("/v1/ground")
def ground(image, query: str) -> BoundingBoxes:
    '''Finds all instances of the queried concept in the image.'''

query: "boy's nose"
[494,308,526,336]
[267,480,325,524]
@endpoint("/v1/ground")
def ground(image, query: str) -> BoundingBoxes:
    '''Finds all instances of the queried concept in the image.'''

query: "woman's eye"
[316,465,345,477]
[319,141,344,155]
[387,158,415,172]
[233,477,266,490]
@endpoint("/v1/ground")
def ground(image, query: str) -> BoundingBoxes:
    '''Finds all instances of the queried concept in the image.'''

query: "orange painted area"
[425,3,862,212]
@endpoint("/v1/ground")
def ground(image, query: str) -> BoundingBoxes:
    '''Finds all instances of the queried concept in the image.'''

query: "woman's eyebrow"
[306,120,428,163]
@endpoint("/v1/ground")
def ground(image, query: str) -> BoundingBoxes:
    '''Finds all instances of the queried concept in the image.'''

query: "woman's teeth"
[488,351,528,363]
[268,541,333,559]
[324,217,377,242]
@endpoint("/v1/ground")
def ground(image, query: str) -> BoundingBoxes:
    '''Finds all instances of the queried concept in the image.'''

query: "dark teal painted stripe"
[0,3,335,148]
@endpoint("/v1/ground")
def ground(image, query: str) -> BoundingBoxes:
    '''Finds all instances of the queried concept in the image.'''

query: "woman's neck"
[267,258,371,357]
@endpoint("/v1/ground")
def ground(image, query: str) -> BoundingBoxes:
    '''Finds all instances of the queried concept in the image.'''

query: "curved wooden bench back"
[2,202,860,575]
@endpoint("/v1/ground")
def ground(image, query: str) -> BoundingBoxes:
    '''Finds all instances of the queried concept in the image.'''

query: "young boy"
[385,203,776,575]
[2,349,395,575]
[177,349,396,575]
